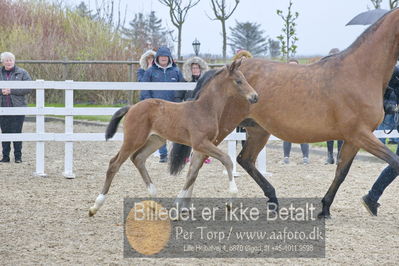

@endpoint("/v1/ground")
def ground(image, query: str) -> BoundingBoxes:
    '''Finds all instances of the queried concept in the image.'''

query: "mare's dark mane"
[345,9,393,52]
[192,67,224,100]
[319,9,393,63]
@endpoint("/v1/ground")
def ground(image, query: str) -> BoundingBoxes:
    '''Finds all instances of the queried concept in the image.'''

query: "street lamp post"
[192,38,201,56]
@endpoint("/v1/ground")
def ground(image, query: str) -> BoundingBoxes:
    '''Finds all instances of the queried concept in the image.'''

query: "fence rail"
[16,59,224,82]
[0,80,396,178]
[0,80,265,178]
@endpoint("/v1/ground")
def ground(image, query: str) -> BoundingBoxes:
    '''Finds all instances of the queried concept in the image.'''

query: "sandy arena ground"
[1,120,398,265]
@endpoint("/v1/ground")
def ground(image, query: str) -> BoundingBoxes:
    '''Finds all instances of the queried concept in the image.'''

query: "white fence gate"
[0,80,273,178]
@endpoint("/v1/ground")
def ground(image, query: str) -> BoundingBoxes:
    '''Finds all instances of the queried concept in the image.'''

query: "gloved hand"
[384,103,398,114]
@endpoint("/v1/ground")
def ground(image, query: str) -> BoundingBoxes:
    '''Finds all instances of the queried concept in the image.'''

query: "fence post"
[34,80,47,177]
[63,57,69,80]
[256,146,272,177]
[127,59,134,105]
[63,80,75,179]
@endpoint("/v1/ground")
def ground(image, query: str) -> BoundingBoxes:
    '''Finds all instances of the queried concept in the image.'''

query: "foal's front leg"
[193,140,238,197]
[131,135,166,197]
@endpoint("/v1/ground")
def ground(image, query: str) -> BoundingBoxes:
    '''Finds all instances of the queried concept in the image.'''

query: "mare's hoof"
[317,211,331,219]
[266,199,279,211]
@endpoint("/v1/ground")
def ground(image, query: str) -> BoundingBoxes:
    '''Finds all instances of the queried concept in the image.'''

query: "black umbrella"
[346,8,389,26]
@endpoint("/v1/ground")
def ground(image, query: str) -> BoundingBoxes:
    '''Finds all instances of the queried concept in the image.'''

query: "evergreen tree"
[268,39,281,58]
[75,1,95,19]
[121,11,173,55]
[228,20,268,56]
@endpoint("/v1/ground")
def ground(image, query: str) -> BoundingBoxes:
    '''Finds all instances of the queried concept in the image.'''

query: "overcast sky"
[71,0,389,57]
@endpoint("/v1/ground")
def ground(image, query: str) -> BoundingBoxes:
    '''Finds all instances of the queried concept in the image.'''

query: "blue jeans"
[368,144,399,202]
[159,144,167,158]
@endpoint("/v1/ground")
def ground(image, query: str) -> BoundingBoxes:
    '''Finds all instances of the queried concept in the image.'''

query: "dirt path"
[1,121,398,265]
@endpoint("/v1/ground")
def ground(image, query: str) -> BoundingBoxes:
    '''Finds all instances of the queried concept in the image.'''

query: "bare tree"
[370,0,383,8]
[276,0,299,62]
[93,0,126,32]
[208,0,240,61]
[158,0,200,59]
[369,0,397,10]
[389,0,398,9]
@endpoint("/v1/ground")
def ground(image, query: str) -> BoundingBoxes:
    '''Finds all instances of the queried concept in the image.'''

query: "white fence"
[1,80,398,178]
[0,80,271,178]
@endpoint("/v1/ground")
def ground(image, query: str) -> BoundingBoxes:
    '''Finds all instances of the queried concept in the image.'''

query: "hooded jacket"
[137,49,156,82]
[140,46,184,102]
[175,56,209,102]
[0,65,32,107]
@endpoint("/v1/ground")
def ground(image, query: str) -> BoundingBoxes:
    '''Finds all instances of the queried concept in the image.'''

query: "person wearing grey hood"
[137,49,156,82]
[140,46,184,162]
[175,56,209,102]
[0,52,32,163]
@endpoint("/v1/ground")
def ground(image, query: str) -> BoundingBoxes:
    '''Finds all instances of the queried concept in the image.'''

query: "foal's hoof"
[226,202,234,211]
[317,211,331,219]
[89,207,97,217]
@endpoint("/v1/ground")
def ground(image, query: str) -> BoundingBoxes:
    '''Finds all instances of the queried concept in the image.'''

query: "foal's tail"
[105,106,130,140]
[169,143,192,175]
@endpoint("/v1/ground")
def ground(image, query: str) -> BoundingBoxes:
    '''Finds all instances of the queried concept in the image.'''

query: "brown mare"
[171,8,399,218]
[88,60,258,216]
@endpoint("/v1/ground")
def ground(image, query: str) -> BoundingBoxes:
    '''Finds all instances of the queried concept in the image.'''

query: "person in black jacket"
[362,65,399,216]
[376,88,399,144]
[0,52,32,163]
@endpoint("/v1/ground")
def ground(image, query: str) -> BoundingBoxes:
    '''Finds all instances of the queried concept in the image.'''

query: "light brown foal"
[89,60,258,216]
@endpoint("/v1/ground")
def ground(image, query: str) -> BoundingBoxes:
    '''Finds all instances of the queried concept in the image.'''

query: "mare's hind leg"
[89,145,135,216]
[237,124,277,206]
[175,151,207,208]
[319,130,399,218]
[318,141,359,219]
[131,135,166,197]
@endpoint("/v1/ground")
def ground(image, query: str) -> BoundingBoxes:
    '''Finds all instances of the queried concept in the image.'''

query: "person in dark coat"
[376,87,399,144]
[0,52,32,163]
[362,65,399,216]
[140,46,184,162]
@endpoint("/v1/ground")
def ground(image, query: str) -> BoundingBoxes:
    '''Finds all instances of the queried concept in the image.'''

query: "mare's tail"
[169,143,192,175]
[105,106,130,140]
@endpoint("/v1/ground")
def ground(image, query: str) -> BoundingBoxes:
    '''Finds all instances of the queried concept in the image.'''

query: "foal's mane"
[192,67,225,100]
